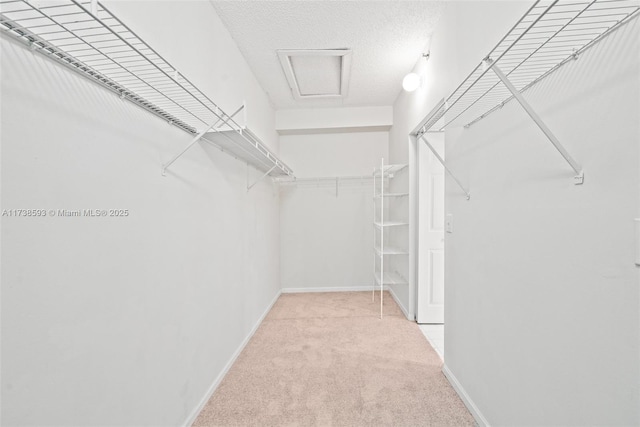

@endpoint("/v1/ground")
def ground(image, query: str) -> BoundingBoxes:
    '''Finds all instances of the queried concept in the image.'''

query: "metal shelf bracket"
[161,120,218,176]
[247,165,277,192]
[484,58,584,185]
[419,135,471,200]
[161,105,244,176]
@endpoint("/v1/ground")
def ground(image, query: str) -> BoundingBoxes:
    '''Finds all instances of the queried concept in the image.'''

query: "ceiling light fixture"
[402,73,421,92]
[402,52,430,93]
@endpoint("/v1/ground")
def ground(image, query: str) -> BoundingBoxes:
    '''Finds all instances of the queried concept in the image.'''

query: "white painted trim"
[442,364,490,427]
[281,285,374,293]
[387,285,410,320]
[182,290,282,427]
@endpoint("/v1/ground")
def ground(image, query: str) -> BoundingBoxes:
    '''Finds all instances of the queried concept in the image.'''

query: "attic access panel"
[277,49,352,100]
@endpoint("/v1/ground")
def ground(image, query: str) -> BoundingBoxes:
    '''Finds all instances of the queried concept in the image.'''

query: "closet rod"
[277,176,375,184]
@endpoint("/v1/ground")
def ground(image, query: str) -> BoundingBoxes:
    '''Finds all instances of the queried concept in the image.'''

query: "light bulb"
[402,73,421,92]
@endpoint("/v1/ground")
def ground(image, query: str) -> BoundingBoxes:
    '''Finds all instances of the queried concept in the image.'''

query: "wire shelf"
[374,220,408,228]
[374,245,408,256]
[0,0,294,178]
[416,0,640,134]
[373,164,407,178]
[203,128,293,177]
[374,192,409,198]
[375,271,408,286]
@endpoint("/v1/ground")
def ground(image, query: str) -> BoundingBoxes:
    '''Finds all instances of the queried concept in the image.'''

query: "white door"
[416,133,445,324]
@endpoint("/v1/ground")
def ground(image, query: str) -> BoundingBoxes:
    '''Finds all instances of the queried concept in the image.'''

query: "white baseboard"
[182,289,282,427]
[387,285,410,320]
[442,364,490,427]
[281,285,375,293]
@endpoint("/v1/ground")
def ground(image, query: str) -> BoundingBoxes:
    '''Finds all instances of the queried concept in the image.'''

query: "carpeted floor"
[193,291,474,426]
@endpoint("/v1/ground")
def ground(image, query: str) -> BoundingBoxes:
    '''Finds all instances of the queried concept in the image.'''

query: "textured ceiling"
[209,1,443,109]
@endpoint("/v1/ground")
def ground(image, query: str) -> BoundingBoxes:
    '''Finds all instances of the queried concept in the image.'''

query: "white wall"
[391,1,640,425]
[279,131,388,291]
[389,1,530,320]
[444,15,640,425]
[1,2,282,426]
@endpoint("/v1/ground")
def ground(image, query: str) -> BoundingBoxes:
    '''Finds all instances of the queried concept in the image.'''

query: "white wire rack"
[416,0,640,134]
[0,0,293,179]
[373,159,408,319]
[374,271,407,287]
[202,126,293,178]
[373,164,407,179]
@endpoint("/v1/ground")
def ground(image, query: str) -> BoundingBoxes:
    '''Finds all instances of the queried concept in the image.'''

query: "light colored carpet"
[193,291,474,426]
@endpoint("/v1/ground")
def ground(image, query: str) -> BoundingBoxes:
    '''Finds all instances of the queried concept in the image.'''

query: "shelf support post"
[418,135,471,200]
[372,171,376,303]
[380,157,384,320]
[247,165,277,192]
[484,58,584,185]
